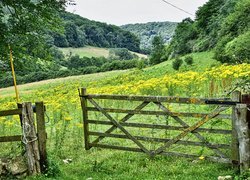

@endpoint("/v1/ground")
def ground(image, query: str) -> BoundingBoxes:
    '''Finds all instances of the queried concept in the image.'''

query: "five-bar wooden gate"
[79,88,248,165]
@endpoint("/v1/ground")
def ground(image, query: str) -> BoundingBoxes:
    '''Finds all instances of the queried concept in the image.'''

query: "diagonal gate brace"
[153,102,229,158]
[88,99,151,155]
[91,101,149,144]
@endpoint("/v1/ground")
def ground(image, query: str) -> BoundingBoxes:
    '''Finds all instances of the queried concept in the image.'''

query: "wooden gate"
[79,88,245,164]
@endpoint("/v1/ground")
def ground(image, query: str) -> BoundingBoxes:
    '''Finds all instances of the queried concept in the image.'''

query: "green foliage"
[214,0,250,63]
[184,56,194,65]
[196,0,225,35]
[0,0,65,62]
[167,18,197,57]
[167,0,249,64]
[67,55,108,69]
[172,57,183,70]
[224,32,250,63]
[64,22,86,47]
[121,21,177,53]
[53,12,141,52]
[136,60,146,70]
[149,36,167,65]
[109,48,137,60]
[44,156,61,177]
[101,60,138,72]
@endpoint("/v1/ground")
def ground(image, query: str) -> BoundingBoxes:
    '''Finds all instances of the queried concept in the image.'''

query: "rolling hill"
[121,21,177,52]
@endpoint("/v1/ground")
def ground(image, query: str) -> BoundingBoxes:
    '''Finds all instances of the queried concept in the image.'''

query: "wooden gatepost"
[235,94,250,173]
[0,102,47,176]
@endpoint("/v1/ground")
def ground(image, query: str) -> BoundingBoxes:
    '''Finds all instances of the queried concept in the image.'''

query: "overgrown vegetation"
[166,0,250,64]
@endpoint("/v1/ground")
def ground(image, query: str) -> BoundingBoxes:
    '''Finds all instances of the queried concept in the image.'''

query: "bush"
[184,56,194,65]
[172,58,183,70]
[224,31,250,63]
[80,66,100,74]
[136,60,146,70]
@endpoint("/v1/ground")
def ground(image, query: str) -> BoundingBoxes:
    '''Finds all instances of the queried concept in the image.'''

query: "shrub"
[136,60,146,70]
[172,58,183,70]
[184,56,194,65]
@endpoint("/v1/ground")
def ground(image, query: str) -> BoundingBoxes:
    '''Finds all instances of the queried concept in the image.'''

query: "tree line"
[51,12,140,52]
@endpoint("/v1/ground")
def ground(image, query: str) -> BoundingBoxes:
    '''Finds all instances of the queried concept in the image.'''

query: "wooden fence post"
[242,94,250,131]
[35,102,47,173]
[21,102,41,175]
[231,91,241,166]
[235,104,250,172]
[80,88,90,150]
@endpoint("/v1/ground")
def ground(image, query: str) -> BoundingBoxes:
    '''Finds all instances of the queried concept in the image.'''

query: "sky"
[66,0,209,26]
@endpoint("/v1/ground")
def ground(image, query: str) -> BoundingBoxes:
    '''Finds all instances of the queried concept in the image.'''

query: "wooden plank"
[89,143,231,164]
[0,135,22,142]
[87,107,231,119]
[21,102,41,175]
[35,102,47,173]
[235,104,250,172]
[89,143,143,152]
[154,105,229,155]
[231,91,241,166]
[88,98,151,155]
[0,109,22,117]
[83,94,233,105]
[80,88,90,150]
[154,102,229,158]
[89,131,230,149]
[87,120,232,135]
[91,102,149,144]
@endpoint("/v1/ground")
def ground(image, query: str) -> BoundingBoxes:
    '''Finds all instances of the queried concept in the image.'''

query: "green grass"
[59,46,110,58]
[59,46,148,59]
[27,150,235,180]
[142,51,219,78]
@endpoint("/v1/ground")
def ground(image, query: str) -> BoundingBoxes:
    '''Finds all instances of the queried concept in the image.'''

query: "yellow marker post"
[9,45,19,102]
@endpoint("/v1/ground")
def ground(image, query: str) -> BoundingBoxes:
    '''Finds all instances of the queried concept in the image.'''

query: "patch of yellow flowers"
[0,63,249,128]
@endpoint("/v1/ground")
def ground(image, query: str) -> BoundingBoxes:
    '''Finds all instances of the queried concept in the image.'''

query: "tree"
[108,48,136,60]
[0,0,66,63]
[166,18,197,57]
[149,36,166,65]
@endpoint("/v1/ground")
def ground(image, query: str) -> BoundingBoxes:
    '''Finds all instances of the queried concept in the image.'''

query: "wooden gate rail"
[79,88,249,166]
[0,102,47,175]
[82,94,236,105]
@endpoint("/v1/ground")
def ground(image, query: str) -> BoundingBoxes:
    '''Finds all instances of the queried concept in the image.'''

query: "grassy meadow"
[0,51,250,179]
[59,46,110,58]
[59,46,148,59]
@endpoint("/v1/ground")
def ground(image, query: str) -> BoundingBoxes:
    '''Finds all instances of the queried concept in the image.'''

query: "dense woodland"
[52,12,140,52]
[165,0,250,64]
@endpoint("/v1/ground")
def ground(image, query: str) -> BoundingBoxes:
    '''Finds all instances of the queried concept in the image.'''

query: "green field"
[1,52,249,179]
[59,46,110,58]
[59,46,148,59]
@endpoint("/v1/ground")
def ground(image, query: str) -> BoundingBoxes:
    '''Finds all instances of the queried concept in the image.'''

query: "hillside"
[166,0,250,63]
[52,12,140,52]
[121,21,177,53]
